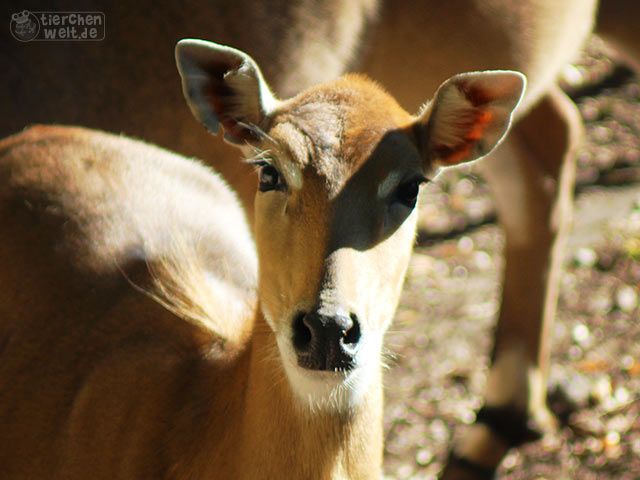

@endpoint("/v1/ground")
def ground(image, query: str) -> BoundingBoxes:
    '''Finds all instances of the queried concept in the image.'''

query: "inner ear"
[175,39,279,145]
[416,71,526,168]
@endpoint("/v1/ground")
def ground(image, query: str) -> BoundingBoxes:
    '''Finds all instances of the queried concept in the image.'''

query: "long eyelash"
[244,148,274,167]
[246,159,270,167]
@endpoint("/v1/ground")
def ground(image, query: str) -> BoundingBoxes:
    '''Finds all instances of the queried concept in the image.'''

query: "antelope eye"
[258,164,285,192]
[395,179,423,208]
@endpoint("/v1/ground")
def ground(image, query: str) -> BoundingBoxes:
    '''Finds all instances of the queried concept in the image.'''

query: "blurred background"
[384,37,640,480]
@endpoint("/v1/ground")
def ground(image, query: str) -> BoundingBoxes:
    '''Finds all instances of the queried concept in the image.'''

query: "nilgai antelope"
[0,40,524,478]
[3,1,639,477]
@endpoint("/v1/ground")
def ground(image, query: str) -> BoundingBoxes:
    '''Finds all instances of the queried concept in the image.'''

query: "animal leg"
[442,85,583,479]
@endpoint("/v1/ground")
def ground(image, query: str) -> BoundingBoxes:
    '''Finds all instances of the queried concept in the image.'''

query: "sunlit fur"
[246,75,426,411]
[236,72,521,411]
[6,1,640,477]
[2,54,522,479]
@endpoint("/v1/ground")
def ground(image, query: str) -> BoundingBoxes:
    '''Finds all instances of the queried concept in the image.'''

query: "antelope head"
[176,40,525,411]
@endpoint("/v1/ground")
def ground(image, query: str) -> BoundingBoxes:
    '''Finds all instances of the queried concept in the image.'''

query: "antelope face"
[176,39,525,410]
[250,81,424,408]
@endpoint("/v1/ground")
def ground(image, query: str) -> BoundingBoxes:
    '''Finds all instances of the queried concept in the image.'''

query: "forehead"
[266,75,419,193]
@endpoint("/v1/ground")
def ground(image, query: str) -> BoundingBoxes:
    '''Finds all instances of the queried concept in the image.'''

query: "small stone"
[568,345,583,361]
[602,396,620,413]
[615,285,638,312]
[580,100,600,121]
[624,238,640,260]
[459,409,475,425]
[452,265,468,279]
[545,431,564,449]
[621,355,635,371]
[605,444,623,460]
[591,375,612,405]
[572,323,590,346]
[433,260,450,277]
[592,125,613,143]
[586,436,604,453]
[453,178,474,196]
[589,293,613,315]
[396,464,413,479]
[632,438,640,455]
[614,386,631,404]
[624,82,640,98]
[457,236,474,254]
[574,247,598,267]
[562,64,584,87]
[501,451,521,470]
[429,419,448,442]
[415,448,433,466]
[607,414,632,433]
[473,251,492,270]
[414,333,429,349]
[594,148,615,168]
[565,373,591,405]
[605,431,621,446]
[572,441,586,455]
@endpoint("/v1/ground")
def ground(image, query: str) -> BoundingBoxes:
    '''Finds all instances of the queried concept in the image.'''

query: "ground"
[383,38,640,479]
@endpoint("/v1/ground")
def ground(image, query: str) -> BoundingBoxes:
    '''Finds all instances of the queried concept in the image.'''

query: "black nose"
[292,311,361,371]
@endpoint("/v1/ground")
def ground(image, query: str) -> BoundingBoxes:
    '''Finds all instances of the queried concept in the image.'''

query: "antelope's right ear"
[175,39,279,144]
[415,71,526,169]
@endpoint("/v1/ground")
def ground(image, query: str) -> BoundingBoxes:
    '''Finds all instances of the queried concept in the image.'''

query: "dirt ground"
[383,38,640,479]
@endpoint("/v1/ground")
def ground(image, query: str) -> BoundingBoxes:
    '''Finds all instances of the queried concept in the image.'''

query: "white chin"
[276,337,375,413]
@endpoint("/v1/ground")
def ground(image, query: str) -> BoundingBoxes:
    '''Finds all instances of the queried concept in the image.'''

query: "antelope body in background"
[2,0,639,477]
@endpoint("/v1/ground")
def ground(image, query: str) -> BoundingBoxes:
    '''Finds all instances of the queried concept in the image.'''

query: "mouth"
[284,358,363,410]
[275,332,375,411]
[296,347,357,372]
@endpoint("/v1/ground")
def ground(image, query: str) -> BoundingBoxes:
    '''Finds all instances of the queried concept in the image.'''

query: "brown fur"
[0,124,372,479]
[0,75,420,478]
[0,56,522,477]
[4,1,640,478]
[0,126,256,479]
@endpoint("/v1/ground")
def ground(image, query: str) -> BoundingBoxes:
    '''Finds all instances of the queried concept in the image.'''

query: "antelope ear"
[416,71,526,168]
[175,39,279,144]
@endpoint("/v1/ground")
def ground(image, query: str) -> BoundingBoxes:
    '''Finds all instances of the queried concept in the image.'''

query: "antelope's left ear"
[415,71,526,169]
[175,39,279,145]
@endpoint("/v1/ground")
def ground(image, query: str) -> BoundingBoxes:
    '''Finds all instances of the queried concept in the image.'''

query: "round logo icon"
[10,10,39,42]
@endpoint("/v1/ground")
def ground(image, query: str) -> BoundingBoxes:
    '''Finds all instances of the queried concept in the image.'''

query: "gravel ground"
[382,38,640,479]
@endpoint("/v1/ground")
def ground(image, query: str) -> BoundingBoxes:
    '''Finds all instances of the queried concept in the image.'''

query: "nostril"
[342,313,361,346]
[292,312,312,351]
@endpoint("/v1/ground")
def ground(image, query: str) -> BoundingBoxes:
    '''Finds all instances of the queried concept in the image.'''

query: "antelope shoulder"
[0,125,257,478]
